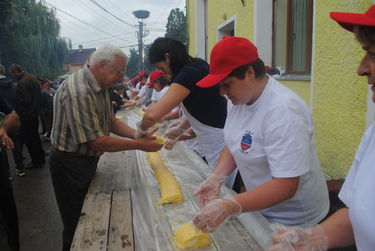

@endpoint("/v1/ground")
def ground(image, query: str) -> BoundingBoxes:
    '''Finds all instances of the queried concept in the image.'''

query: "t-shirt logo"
[240,131,253,154]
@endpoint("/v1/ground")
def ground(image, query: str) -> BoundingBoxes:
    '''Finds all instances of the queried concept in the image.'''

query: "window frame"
[272,0,313,75]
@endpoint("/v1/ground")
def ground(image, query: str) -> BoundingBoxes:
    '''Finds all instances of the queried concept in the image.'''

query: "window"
[217,16,235,41]
[272,0,313,75]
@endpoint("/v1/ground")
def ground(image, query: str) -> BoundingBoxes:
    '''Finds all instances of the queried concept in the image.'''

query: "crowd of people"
[1,4,374,251]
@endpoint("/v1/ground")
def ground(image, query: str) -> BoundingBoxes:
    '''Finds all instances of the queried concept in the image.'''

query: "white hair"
[89,44,128,66]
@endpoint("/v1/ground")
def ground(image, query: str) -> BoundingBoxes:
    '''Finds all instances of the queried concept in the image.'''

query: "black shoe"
[25,163,43,169]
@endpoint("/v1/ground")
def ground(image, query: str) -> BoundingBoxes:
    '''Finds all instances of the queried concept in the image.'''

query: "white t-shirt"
[339,123,375,251]
[224,76,329,226]
[151,86,169,102]
[137,85,146,97]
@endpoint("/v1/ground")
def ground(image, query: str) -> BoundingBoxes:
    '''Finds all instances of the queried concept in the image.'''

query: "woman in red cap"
[269,5,375,251]
[135,37,238,188]
[192,36,329,235]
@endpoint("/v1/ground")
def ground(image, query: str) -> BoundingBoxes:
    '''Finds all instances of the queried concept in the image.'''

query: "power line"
[103,0,135,21]
[76,0,126,31]
[56,13,101,42]
[72,31,137,46]
[46,2,132,44]
[88,0,135,29]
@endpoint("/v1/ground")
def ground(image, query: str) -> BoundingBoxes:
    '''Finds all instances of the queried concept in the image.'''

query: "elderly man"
[50,44,163,250]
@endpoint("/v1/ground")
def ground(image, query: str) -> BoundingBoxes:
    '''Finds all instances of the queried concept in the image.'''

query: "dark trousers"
[21,117,45,166]
[0,149,20,251]
[9,133,24,171]
[49,149,99,251]
[40,108,53,137]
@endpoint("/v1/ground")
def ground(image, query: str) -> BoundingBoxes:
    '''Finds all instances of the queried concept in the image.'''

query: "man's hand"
[136,135,163,152]
[0,127,14,149]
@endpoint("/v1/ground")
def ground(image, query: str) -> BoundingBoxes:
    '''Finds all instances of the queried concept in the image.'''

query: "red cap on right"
[196,36,259,88]
[330,5,375,32]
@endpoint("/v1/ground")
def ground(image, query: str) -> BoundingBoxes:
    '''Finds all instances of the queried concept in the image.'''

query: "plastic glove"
[268,225,328,251]
[193,174,227,208]
[164,139,177,150]
[193,197,242,233]
[164,123,186,140]
[134,121,149,139]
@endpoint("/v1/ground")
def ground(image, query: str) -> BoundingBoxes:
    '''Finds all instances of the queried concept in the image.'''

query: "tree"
[126,48,139,78]
[165,8,187,44]
[0,0,69,79]
[143,44,156,73]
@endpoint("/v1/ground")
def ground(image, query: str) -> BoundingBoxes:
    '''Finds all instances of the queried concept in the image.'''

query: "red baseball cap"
[137,71,146,79]
[196,36,259,88]
[330,5,375,32]
[148,70,165,88]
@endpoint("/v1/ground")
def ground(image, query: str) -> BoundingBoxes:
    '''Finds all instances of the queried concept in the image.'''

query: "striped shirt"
[51,66,113,156]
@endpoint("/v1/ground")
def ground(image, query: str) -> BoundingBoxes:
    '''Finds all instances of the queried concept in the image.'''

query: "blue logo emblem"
[240,131,253,153]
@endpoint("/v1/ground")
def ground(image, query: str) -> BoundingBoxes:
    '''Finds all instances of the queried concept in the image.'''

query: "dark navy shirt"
[173,59,227,128]
[0,97,14,115]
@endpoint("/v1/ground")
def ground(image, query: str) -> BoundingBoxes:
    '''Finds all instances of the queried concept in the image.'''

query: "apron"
[181,104,237,188]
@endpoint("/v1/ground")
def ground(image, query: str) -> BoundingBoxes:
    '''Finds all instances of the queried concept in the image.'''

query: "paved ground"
[7,141,62,251]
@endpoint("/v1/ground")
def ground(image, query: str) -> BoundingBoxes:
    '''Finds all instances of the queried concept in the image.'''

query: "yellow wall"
[206,0,253,53]
[280,80,310,104]
[187,0,254,57]
[187,0,196,56]
[313,1,370,179]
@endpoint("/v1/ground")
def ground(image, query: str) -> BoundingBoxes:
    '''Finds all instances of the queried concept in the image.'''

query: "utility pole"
[133,10,150,72]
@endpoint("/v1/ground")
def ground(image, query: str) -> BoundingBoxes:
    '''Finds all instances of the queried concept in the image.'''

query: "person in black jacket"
[0,64,25,176]
[0,97,21,251]
[9,64,45,169]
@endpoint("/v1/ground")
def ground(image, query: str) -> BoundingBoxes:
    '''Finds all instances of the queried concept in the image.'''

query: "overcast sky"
[43,0,185,54]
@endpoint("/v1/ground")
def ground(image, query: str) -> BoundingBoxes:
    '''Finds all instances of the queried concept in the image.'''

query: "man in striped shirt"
[49,44,163,251]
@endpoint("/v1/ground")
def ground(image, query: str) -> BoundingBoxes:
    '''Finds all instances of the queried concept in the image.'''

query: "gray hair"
[0,64,4,75]
[89,44,128,66]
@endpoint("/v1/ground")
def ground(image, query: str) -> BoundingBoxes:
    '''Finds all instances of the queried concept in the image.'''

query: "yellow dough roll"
[146,152,184,205]
[174,222,211,249]
[154,136,165,144]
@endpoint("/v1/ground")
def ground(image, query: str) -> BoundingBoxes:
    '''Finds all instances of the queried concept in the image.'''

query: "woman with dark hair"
[136,37,237,187]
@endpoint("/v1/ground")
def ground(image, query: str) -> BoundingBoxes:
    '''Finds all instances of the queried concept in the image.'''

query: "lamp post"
[133,10,150,72]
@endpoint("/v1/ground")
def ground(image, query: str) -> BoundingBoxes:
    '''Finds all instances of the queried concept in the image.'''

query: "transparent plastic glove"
[164,124,186,140]
[193,174,227,208]
[193,197,242,233]
[268,225,328,251]
[134,121,149,139]
[164,138,177,150]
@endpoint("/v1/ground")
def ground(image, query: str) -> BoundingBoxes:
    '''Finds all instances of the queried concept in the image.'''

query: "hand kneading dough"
[146,152,184,204]
[154,136,165,144]
[175,222,211,249]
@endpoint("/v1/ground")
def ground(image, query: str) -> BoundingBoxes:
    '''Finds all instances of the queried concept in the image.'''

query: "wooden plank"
[88,150,132,194]
[107,190,134,251]
[71,192,112,251]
